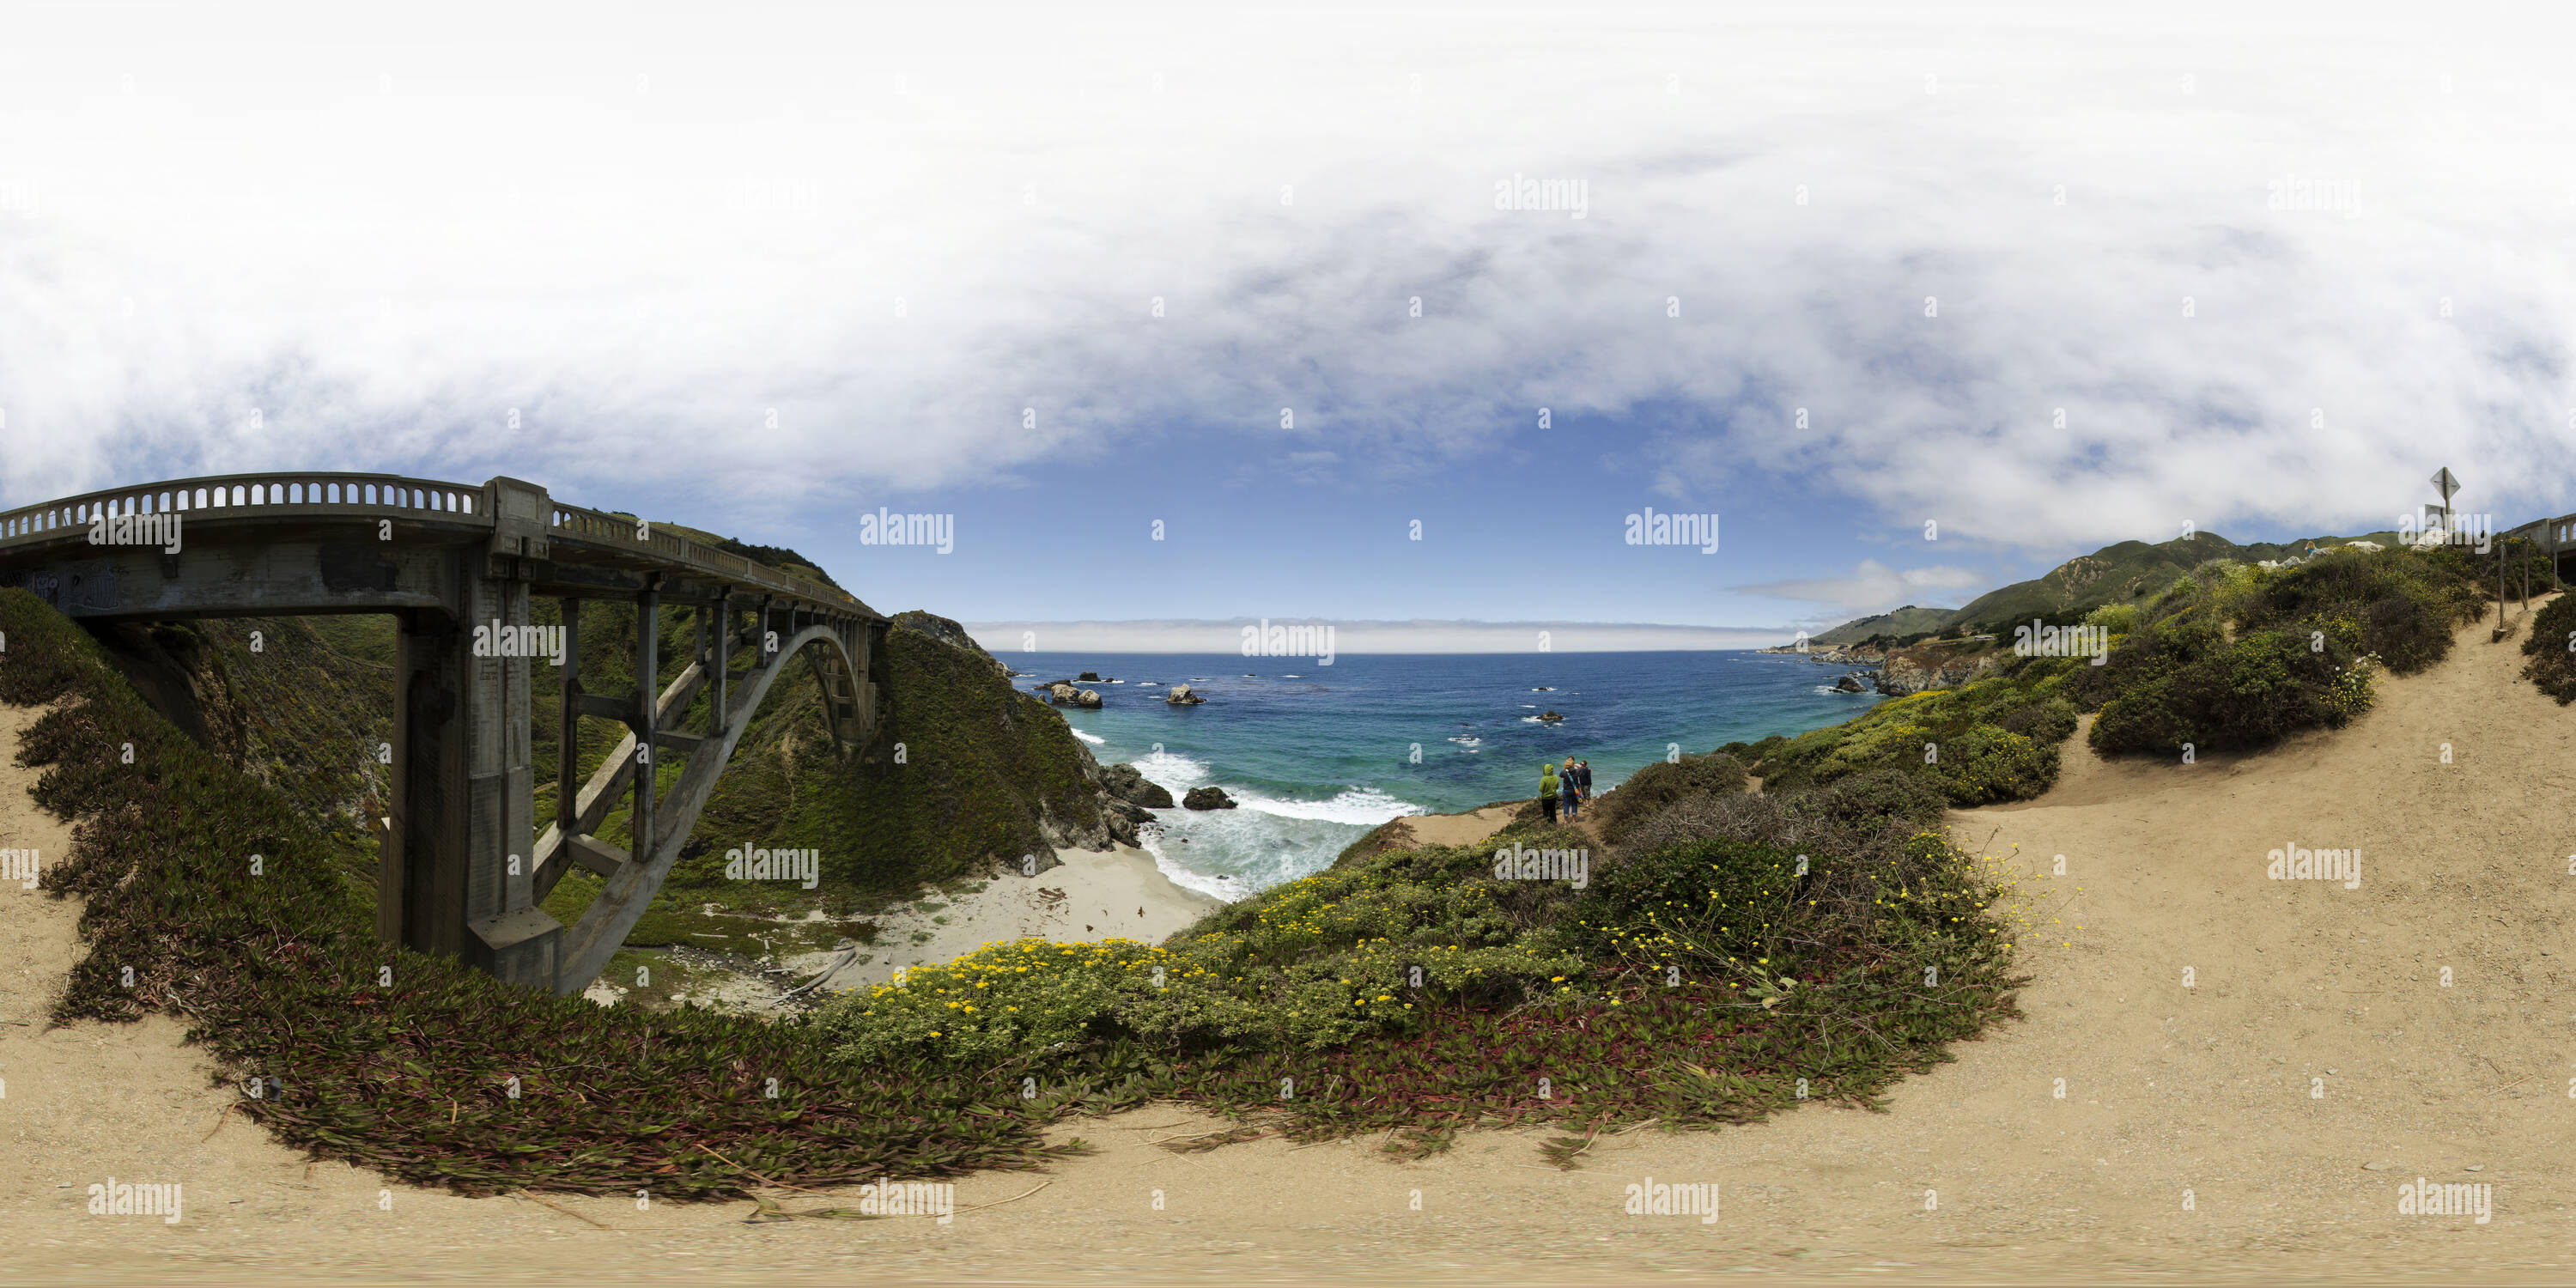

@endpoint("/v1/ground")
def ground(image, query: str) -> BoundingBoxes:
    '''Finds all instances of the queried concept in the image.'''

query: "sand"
[803,842,1225,993]
[1400,804,1520,848]
[8,608,2576,1284]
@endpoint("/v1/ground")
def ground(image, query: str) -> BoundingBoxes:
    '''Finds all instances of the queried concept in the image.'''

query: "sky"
[1,1,2569,649]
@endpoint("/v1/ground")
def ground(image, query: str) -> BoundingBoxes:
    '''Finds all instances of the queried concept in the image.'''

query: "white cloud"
[0,3,2569,556]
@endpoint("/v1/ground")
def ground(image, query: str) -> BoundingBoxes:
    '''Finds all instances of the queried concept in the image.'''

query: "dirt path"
[8,617,2576,1284]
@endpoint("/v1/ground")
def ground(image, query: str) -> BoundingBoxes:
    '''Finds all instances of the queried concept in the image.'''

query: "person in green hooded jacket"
[1539,762,1561,824]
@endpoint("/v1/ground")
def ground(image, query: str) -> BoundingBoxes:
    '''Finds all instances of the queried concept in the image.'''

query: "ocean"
[1014,651,1883,900]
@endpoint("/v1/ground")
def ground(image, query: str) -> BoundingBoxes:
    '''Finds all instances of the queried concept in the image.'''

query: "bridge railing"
[543,499,863,613]
[0,471,870,617]
[0,473,483,551]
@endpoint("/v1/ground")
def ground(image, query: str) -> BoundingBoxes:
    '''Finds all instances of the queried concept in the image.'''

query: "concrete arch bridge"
[0,473,884,994]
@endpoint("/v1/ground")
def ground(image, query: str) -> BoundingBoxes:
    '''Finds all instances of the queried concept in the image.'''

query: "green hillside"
[1813,605,1957,645]
[1814,530,2406,641]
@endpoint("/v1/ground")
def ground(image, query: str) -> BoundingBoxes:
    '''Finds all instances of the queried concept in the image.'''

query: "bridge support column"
[377,532,560,989]
[711,591,732,736]
[630,577,660,874]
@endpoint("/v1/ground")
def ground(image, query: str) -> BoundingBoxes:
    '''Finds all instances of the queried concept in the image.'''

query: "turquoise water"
[1018,651,1883,899]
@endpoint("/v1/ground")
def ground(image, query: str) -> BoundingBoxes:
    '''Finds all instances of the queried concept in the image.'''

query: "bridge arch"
[0,472,885,993]
[542,620,872,993]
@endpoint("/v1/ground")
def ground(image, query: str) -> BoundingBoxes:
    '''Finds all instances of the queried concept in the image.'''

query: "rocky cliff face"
[1759,642,1890,665]
[1874,643,2000,696]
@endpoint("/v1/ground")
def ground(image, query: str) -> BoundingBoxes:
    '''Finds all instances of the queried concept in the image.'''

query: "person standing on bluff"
[1539,762,1561,825]
[1575,758,1594,806]
[1558,758,1583,822]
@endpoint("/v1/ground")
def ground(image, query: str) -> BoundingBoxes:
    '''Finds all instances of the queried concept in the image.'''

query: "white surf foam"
[1133,749,1211,792]
[1231,784,1421,826]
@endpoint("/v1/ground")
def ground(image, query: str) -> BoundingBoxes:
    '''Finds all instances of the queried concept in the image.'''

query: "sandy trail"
[7,613,2576,1284]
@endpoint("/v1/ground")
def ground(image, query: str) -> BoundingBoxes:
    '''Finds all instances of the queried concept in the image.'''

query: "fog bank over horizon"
[965,619,1795,656]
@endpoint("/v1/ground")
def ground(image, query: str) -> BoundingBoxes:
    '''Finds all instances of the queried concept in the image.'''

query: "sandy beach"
[802,841,1226,993]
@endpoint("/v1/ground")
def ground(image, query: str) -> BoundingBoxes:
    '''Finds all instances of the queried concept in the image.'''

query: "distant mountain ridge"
[1812,605,1958,645]
[1814,529,2403,643]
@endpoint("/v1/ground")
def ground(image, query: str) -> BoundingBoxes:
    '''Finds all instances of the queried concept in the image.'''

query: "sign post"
[2429,467,2459,544]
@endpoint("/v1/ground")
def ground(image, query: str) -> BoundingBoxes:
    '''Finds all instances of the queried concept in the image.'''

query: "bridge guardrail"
[542,498,863,612]
[0,473,483,550]
[0,471,871,618]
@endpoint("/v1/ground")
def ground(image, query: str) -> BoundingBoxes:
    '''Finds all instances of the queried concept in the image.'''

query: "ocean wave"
[1135,832,1246,901]
[1133,749,1211,791]
[1232,785,1421,826]
[1069,728,1105,744]
[1137,787,1416,899]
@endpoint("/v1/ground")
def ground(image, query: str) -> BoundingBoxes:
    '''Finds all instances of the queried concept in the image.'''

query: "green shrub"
[1926,725,2058,805]
[2062,610,2221,711]
[2087,672,2190,754]
[2144,574,2205,620]
[1570,817,2006,999]
[1994,696,2079,745]
[2091,629,2344,754]
[2522,592,2576,703]
[1594,752,1747,845]
[2238,546,2480,675]
[2083,602,2139,635]
[1573,836,1806,968]
[1782,768,1952,833]
[824,930,1583,1065]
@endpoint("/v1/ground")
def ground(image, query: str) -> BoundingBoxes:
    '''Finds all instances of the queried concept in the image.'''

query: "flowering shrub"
[820,846,1589,1065]
[2324,653,2379,723]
